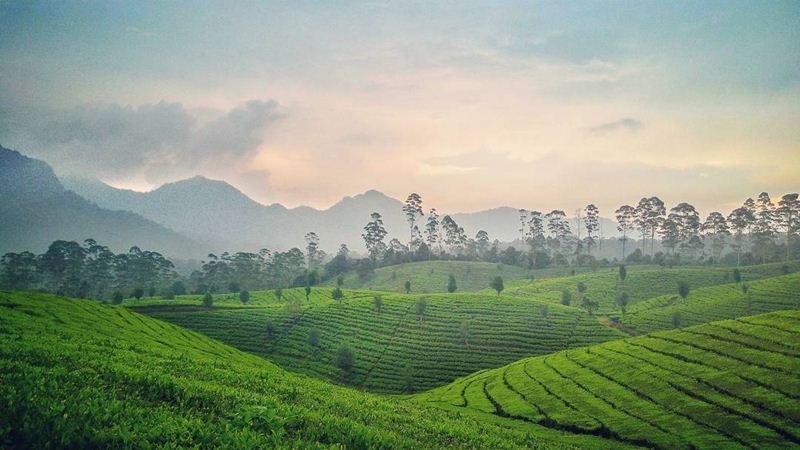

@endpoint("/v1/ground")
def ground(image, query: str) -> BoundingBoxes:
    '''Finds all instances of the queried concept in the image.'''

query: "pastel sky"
[1,1,798,214]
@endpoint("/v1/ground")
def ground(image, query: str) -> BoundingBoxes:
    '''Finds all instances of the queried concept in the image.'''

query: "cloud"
[588,117,643,134]
[0,99,282,186]
[416,163,479,176]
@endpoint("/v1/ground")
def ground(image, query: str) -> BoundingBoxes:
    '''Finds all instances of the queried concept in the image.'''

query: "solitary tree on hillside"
[540,303,550,319]
[309,328,320,347]
[403,193,424,249]
[305,285,312,300]
[677,281,690,299]
[616,292,629,315]
[404,280,411,294]
[202,292,213,307]
[373,295,383,313]
[618,264,627,282]
[336,345,355,379]
[581,296,599,315]
[672,311,682,329]
[332,287,344,301]
[239,289,250,304]
[491,276,504,296]
[416,298,427,321]
[274,288,283,301]
[459,320,471,346]
[732,268,742,283]
[112,291,124,305]
[561,289,572,306]
[133,287,144,300]
[336,275,344,287]
[576,282,587,296]
[265,321,276,340]
[615,205,636,260]
[447,274,457,293]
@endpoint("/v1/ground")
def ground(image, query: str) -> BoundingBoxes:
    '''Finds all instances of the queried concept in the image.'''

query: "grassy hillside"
[121,286,376,308]
[621,272,800,334]
[145,291,626,393]
[503,261,800,314]
[0,291,620,449]
[334,260,538,292]
[416,309,800,449]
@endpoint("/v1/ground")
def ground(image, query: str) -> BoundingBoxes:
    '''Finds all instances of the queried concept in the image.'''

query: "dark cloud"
[0,99,282,183]
[587,117,643,134]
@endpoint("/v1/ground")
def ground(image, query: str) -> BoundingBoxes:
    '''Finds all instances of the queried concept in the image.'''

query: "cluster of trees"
[352,191,799,275]
[0,239,175,300]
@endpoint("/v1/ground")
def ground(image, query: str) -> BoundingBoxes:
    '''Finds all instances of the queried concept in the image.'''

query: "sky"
[1,0,798,215]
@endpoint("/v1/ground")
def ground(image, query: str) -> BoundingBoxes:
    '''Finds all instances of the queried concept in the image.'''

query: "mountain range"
[2,145,619,258]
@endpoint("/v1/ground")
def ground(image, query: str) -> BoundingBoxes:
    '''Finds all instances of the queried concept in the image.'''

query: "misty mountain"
[65,173,621,255]
[0,146,200,257]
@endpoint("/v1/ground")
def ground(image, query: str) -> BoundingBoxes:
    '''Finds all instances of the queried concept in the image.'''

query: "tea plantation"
[145,292,627,393]
[0,291,621,449]
[503,261,800,314]
[416,309,800,449]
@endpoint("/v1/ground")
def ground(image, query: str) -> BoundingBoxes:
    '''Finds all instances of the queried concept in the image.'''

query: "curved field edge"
[142,291,627,393]
[415,309,800,450]
[0,290,631,449]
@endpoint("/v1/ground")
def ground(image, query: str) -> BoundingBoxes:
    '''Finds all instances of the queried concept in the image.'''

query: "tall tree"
[777,193,800,261]
[441,215,467,255]
[669,202,702,260]
[727,206,755,265]
[753,192,777,264]
[701,212,730,262]
[646,197,666,256]
[545,210,571,263]
[518,209,529,243]
[402,193,424,249]
[362,212,388,261]
[615,205,636,260]
[583,204,600,257]
[424,208,440,256]
[304,232,321,269]
[634,197,651,255]
[475,230,490,258]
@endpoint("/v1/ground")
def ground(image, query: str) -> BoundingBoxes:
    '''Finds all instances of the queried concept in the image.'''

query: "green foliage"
[265,321,276,340]
[133,286,144,300]
[336,344,355,375]
[490,276,504,295]
[447,274,457,293]
[416,298,427,320]
[0,291,568,448]
[274,288,283,301]
[304,285,311,300]
[576,281,587,294]
[111,290,123,305]
[404,280,411,294]
[331,287,343,301]
[671,310,682,328]
[677,280,690,299]
[733,267,742,283]
[202,292,214,307]
[308,328,320,347]
[372,295,383,312]
[417,310,800,449]
[336,275,344,287]
[148,291,624,393]
[239,289,250,304]
[618,264,627,281]
[459,320,471,346]
[560,289,571,306]
[615,292,629,315]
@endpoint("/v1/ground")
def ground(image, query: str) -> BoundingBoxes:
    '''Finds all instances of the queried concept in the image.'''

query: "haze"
[1,1,798,214]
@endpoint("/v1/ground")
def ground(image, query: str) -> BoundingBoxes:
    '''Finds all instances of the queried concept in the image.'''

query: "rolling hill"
[503,261,800,314]
[0,145,200,257]
[0,290,621,449]
[137,287,627,393]
[415,309,800,449]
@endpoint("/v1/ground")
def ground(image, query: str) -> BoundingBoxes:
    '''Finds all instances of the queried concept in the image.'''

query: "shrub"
[309,328,320,347]
[618,264,627,281]
[447,274,457,293]
[265,321,276,339]
[274,288,283,301]
[132,287,144,300]
[732,268,742,283]
[560,289,572,306]
[239,290,250,304]
[373,295,383,312]
[416,298,427,321]
[672,311,682,328]
[404,280,411,294]
[111,291,124,305]
[332,287,344,301]
[336,345,355,375]
[677,281,690,299]
[202,293,214,307]
[491,276,504,295]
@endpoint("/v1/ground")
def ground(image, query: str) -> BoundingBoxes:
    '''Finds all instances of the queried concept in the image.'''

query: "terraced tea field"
[333,260,593,293]
[121,286,377,308]
[416,309,800,449]
[503,261,800,314]
[146,292,626,392]
[0,291,620,449]
[621,272,800,333]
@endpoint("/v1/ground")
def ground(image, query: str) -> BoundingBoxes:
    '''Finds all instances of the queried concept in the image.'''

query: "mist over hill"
[64,175,621,255]
[0,146,200,257]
